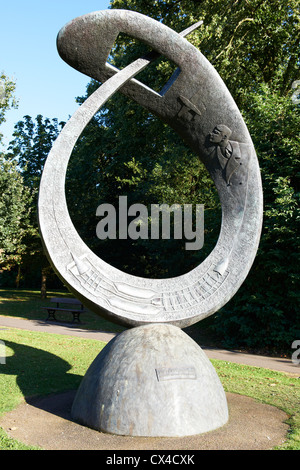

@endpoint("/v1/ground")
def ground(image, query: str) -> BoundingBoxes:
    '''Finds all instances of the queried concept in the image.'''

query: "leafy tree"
[0,155,34,286]
[7,115,65,296]
[3,1,297,349]
[109,0,299,103]
[68,0,299,350]
[0,72,32,287]
[213,84,300,351]
[8,114,64,191]
[0,72,18,144]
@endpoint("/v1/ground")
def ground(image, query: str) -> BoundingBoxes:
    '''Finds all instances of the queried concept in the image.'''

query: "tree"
[7,115,65,297]
[212,84,300,351]
[0,72,18,144]
[8,114,64,190]
[68,0,298,350]
[0,72,32,287]
[0,155,34,286]
[109,0,299,103]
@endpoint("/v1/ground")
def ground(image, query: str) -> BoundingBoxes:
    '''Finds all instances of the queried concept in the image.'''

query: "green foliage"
[0,72,18,144]
[0,156,34,268]
[3,115,65,290]
[213,85,299,351]
[0,327,299,449]
[8,114,64,191]
[110,0,300,102]
[1,0,298,350]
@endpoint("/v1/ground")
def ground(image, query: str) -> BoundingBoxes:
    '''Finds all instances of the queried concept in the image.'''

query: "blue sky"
[0,0,112,149]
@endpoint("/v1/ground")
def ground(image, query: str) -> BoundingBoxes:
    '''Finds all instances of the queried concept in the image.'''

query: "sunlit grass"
[0,288,125,333]
[0,327,299,450]
[0,327,105,450]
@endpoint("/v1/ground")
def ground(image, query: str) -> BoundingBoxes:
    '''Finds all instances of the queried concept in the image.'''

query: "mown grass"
[0,327,106,450]
[0,288,299,450]
[0,288,125,333]
[213,360,300,449]
[0,327,299,450]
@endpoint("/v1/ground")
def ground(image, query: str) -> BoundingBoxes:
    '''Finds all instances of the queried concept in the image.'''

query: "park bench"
[43,297,86,324]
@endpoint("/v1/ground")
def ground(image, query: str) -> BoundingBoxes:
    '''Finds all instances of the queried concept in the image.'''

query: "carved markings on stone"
[67,253,229,317]
[177,95,202,121]
[177,89,206,121]
[67,254,162,316]
[161,267,229,313]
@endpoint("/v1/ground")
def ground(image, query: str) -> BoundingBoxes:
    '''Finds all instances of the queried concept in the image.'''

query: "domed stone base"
[71,323,228,437]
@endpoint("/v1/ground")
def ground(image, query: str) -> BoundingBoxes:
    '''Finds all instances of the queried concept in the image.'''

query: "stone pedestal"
[71,324,228,437]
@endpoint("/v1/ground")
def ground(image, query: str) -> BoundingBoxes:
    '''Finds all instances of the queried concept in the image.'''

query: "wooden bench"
[42,297,86,324]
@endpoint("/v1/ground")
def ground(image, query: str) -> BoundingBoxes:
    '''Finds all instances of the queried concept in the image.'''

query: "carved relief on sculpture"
[176,88,206,122]
[67,252,229,319]
[208,125,244,186]
[206,124,252,213]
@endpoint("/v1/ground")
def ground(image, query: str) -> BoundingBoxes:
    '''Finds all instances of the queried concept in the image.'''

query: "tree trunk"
[41,267,47,299]
[16,264,21,289]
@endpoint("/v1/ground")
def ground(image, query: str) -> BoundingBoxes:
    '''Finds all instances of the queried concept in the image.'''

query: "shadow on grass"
[0,289,219,347]
[0,289,71,321]
[0,288,125,334]
[2,340,82,401]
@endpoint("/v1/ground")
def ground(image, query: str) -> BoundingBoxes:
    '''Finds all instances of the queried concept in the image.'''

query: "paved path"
[0,391,289,450]
[1,315,299,375]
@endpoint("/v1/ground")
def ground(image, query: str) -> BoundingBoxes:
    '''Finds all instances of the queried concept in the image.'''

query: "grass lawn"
[0,328,106,450]
[0,288,126,334]
[0,327,299,450]
[0,288,217,347]
[0,288,299,450]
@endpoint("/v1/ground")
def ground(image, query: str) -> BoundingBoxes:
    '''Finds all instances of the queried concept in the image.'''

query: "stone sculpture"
[38,10,263,437]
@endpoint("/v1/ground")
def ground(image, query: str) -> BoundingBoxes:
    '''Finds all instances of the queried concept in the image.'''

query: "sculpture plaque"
[38,10,263,437]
